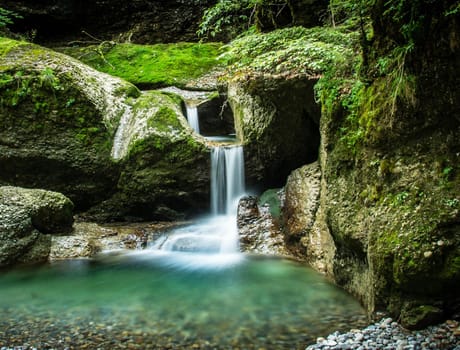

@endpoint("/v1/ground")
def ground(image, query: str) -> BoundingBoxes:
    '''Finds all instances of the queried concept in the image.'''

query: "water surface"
[0,252,366,349]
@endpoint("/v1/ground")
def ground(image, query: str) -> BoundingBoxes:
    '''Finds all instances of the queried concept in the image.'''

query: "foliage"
[197,0,293,40]
[222,26,359,76]
[0,7,22,30]
[59,42,224,89]
[328,0,372,30]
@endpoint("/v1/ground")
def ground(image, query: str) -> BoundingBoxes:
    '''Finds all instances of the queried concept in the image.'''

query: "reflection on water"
[0,253,366,349]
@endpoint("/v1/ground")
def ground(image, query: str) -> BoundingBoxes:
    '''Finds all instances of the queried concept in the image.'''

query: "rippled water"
[0,252,366,349]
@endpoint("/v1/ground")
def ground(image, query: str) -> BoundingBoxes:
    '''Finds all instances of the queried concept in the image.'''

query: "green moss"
[0,36,27,57]
[150,106,180,132]
[223,26,359,76]
[441,252,460,280]
[60,42,224,88]
[0,66,112,154]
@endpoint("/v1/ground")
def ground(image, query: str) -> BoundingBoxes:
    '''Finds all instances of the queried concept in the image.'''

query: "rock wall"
[277,2,460,329]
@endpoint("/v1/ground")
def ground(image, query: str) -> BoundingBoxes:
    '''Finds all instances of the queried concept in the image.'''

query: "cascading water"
[152,144,245,261]
[185,105,200,133]
[151,106,245,266]
[211,146,245,215]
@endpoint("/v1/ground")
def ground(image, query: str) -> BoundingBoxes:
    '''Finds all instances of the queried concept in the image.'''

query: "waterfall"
[150,102,245,262]
[211,146,245,215]
[186,105,200,133]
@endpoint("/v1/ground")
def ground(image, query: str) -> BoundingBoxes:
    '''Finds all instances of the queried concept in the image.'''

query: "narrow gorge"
[0,0,459,349]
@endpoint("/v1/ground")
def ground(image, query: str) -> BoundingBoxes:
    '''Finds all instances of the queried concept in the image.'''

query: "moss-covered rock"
[0,37,213,220]
[224,27,358,188]
[59,42,225,90]
[313,2,460,328]
[0,186,74,267]
[83,90,211,221]
[0,36,131,209]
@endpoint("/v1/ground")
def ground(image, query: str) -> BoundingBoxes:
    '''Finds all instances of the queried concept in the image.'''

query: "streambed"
[0,251,366,349]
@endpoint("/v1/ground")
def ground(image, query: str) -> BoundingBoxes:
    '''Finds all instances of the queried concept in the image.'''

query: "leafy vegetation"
[0,7,22,31]
[60,42,224,88]
[197,0,293,40]
[222,26,359,76]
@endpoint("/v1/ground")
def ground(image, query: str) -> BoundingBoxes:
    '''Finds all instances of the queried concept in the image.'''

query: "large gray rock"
[0,186,74,267]
[237,195,291,256]
[282,162,335,274]
[228,75,320,188]
[0,38,210,221]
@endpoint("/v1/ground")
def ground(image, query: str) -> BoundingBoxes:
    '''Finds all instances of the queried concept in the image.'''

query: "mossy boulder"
[223,26,356,189]
[0,37,213,220]
[228,75,320,188]
[83,90,211,221]
[0,186,74,267]
[0,37,132,209]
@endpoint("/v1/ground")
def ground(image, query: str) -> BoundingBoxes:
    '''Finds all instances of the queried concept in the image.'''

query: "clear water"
[0,253,366,349]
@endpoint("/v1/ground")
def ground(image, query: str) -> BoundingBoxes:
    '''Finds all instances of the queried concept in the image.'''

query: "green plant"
[445,2,460,16]
[197,0,293,39]
[0,7,22,30]
[444,198,459,208]
[39,68,63,91]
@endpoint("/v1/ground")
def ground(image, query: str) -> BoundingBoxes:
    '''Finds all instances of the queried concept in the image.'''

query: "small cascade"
[186,105,200,133]
[111,107,133,160]
[211,146,245,215]
[150,103,246,264]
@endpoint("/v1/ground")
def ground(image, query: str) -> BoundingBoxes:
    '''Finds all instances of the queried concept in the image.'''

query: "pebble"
[306,318,460,350]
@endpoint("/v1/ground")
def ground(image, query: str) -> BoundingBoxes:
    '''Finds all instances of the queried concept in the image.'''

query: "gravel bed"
[306,318,460,350]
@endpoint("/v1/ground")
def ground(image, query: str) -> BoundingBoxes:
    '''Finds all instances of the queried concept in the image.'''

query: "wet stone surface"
[306,318,460,350]
[0,305,368,350]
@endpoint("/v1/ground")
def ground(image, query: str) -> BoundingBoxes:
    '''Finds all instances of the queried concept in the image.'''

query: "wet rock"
[50,221,183,259]
[281,162,335,274]
[237,195,291,256]
[228,75,320,189]
[0,186,74,267]
[0,38,210,221]
[400,305,444,330]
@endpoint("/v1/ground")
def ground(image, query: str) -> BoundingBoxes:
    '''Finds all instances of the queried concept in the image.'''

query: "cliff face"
[225,1,459,329]
[293,1,460,328]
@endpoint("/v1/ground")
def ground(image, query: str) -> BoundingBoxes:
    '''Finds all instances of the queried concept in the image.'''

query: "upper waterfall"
[186,105,200,133]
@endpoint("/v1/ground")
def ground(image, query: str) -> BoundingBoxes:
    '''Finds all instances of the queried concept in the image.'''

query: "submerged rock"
[0,186,74,267]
